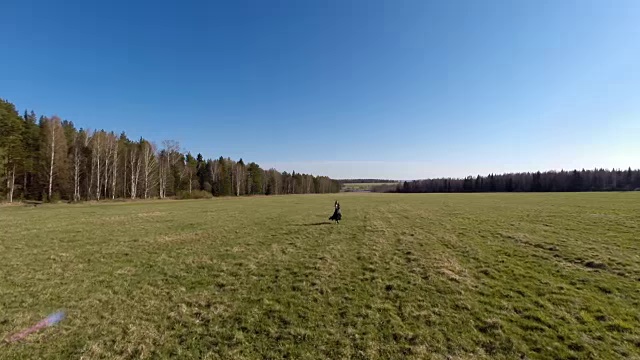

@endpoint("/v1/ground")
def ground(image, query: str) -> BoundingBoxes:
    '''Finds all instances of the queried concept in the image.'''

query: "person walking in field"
[329,201,342,224]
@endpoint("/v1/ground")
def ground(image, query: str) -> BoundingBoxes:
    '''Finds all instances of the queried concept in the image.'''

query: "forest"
[0,98,340,203]
[380,168,640,193]
[338,179,397,184]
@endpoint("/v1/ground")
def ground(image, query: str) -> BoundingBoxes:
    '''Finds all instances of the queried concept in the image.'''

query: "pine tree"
[506,177,514,192]
[21,110,40,199]
[196,153,206,190]
[246,162,263,195]
[0,99,25,202]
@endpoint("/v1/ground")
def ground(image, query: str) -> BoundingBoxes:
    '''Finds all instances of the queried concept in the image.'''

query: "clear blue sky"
[2,0,639,179]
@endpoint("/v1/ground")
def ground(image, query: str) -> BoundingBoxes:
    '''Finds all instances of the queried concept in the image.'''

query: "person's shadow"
[300,222,332,226]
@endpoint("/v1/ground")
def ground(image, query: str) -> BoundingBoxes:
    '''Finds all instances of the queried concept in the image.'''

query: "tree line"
[338,179,397,184]
[0,98,340,203]
[377,168,640,193]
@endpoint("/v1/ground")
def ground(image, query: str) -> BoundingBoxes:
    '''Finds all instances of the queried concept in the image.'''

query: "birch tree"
[122,137,128,198]
[158,140,180,198]
[71,130,88,202]
[141,140,157,199]
[158,150,169,199]
[42,116,66,201]
[102,133,115,199]
[84,129,93,200]
[233,159,245,196]
[110,133,118,199]
[129,142,142,199]
[91,131,104,200]
[185,153,197,194]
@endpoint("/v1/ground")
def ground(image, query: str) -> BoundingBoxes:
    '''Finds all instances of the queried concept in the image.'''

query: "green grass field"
[1,193,639,359]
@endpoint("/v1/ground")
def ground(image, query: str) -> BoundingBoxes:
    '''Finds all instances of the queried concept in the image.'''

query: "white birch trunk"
[74,142,80,201]
[48,123,56,200]
[134,154,141,198]
[111,141,118,200]
[95,136,101,201]
[158,158,163,199]
[123,148,127,198]
[130,147,138,199]
[144,151,149,199]
[8,164,15,203]
[142,143,156,199]
[85,131,93,200]
[88,151,94,200]
[103,140,111,199]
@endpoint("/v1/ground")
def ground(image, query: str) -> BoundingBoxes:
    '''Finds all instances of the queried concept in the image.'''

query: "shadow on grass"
[300,222,333,226]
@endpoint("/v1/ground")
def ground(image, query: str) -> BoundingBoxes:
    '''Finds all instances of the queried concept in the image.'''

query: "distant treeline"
[339,179,398,184]
[0,98,340,202]
[376,169,640,193]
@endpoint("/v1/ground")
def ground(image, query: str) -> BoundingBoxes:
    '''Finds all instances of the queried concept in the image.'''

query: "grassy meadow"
[1,193,639,359]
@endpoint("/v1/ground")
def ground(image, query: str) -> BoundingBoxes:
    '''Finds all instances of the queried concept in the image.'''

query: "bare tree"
[184,153,197,194]
[141,140,157,199]
[209,159,218,193]
[42,116,65,201]
[158,140,180,198]
[269,169,281,195]
[102,133,115,199]
[158,151,165,199]
[129,143,141,199]
[47,121,56,200]
[72,130,87,202]
[7,164,16,203]
[122,143,127,198]
[91,131,105,200]
[262,170,269,195]
[73,136,80,201]
[84,129,93,200]
[129,142,142,200]
[111,134,118,200]
[233,159,245,196]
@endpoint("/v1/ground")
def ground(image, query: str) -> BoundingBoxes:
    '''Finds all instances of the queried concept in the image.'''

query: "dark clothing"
[329,207,342,222]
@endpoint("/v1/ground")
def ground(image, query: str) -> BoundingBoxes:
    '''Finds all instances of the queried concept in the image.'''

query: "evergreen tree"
[196,153,206,190]
[0,99,25,202]
[246,162,263,195]
[506,177,514,192]
[21,110,40,199]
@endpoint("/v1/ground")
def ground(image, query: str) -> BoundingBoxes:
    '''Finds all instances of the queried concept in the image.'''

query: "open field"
[1,193,639,359]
